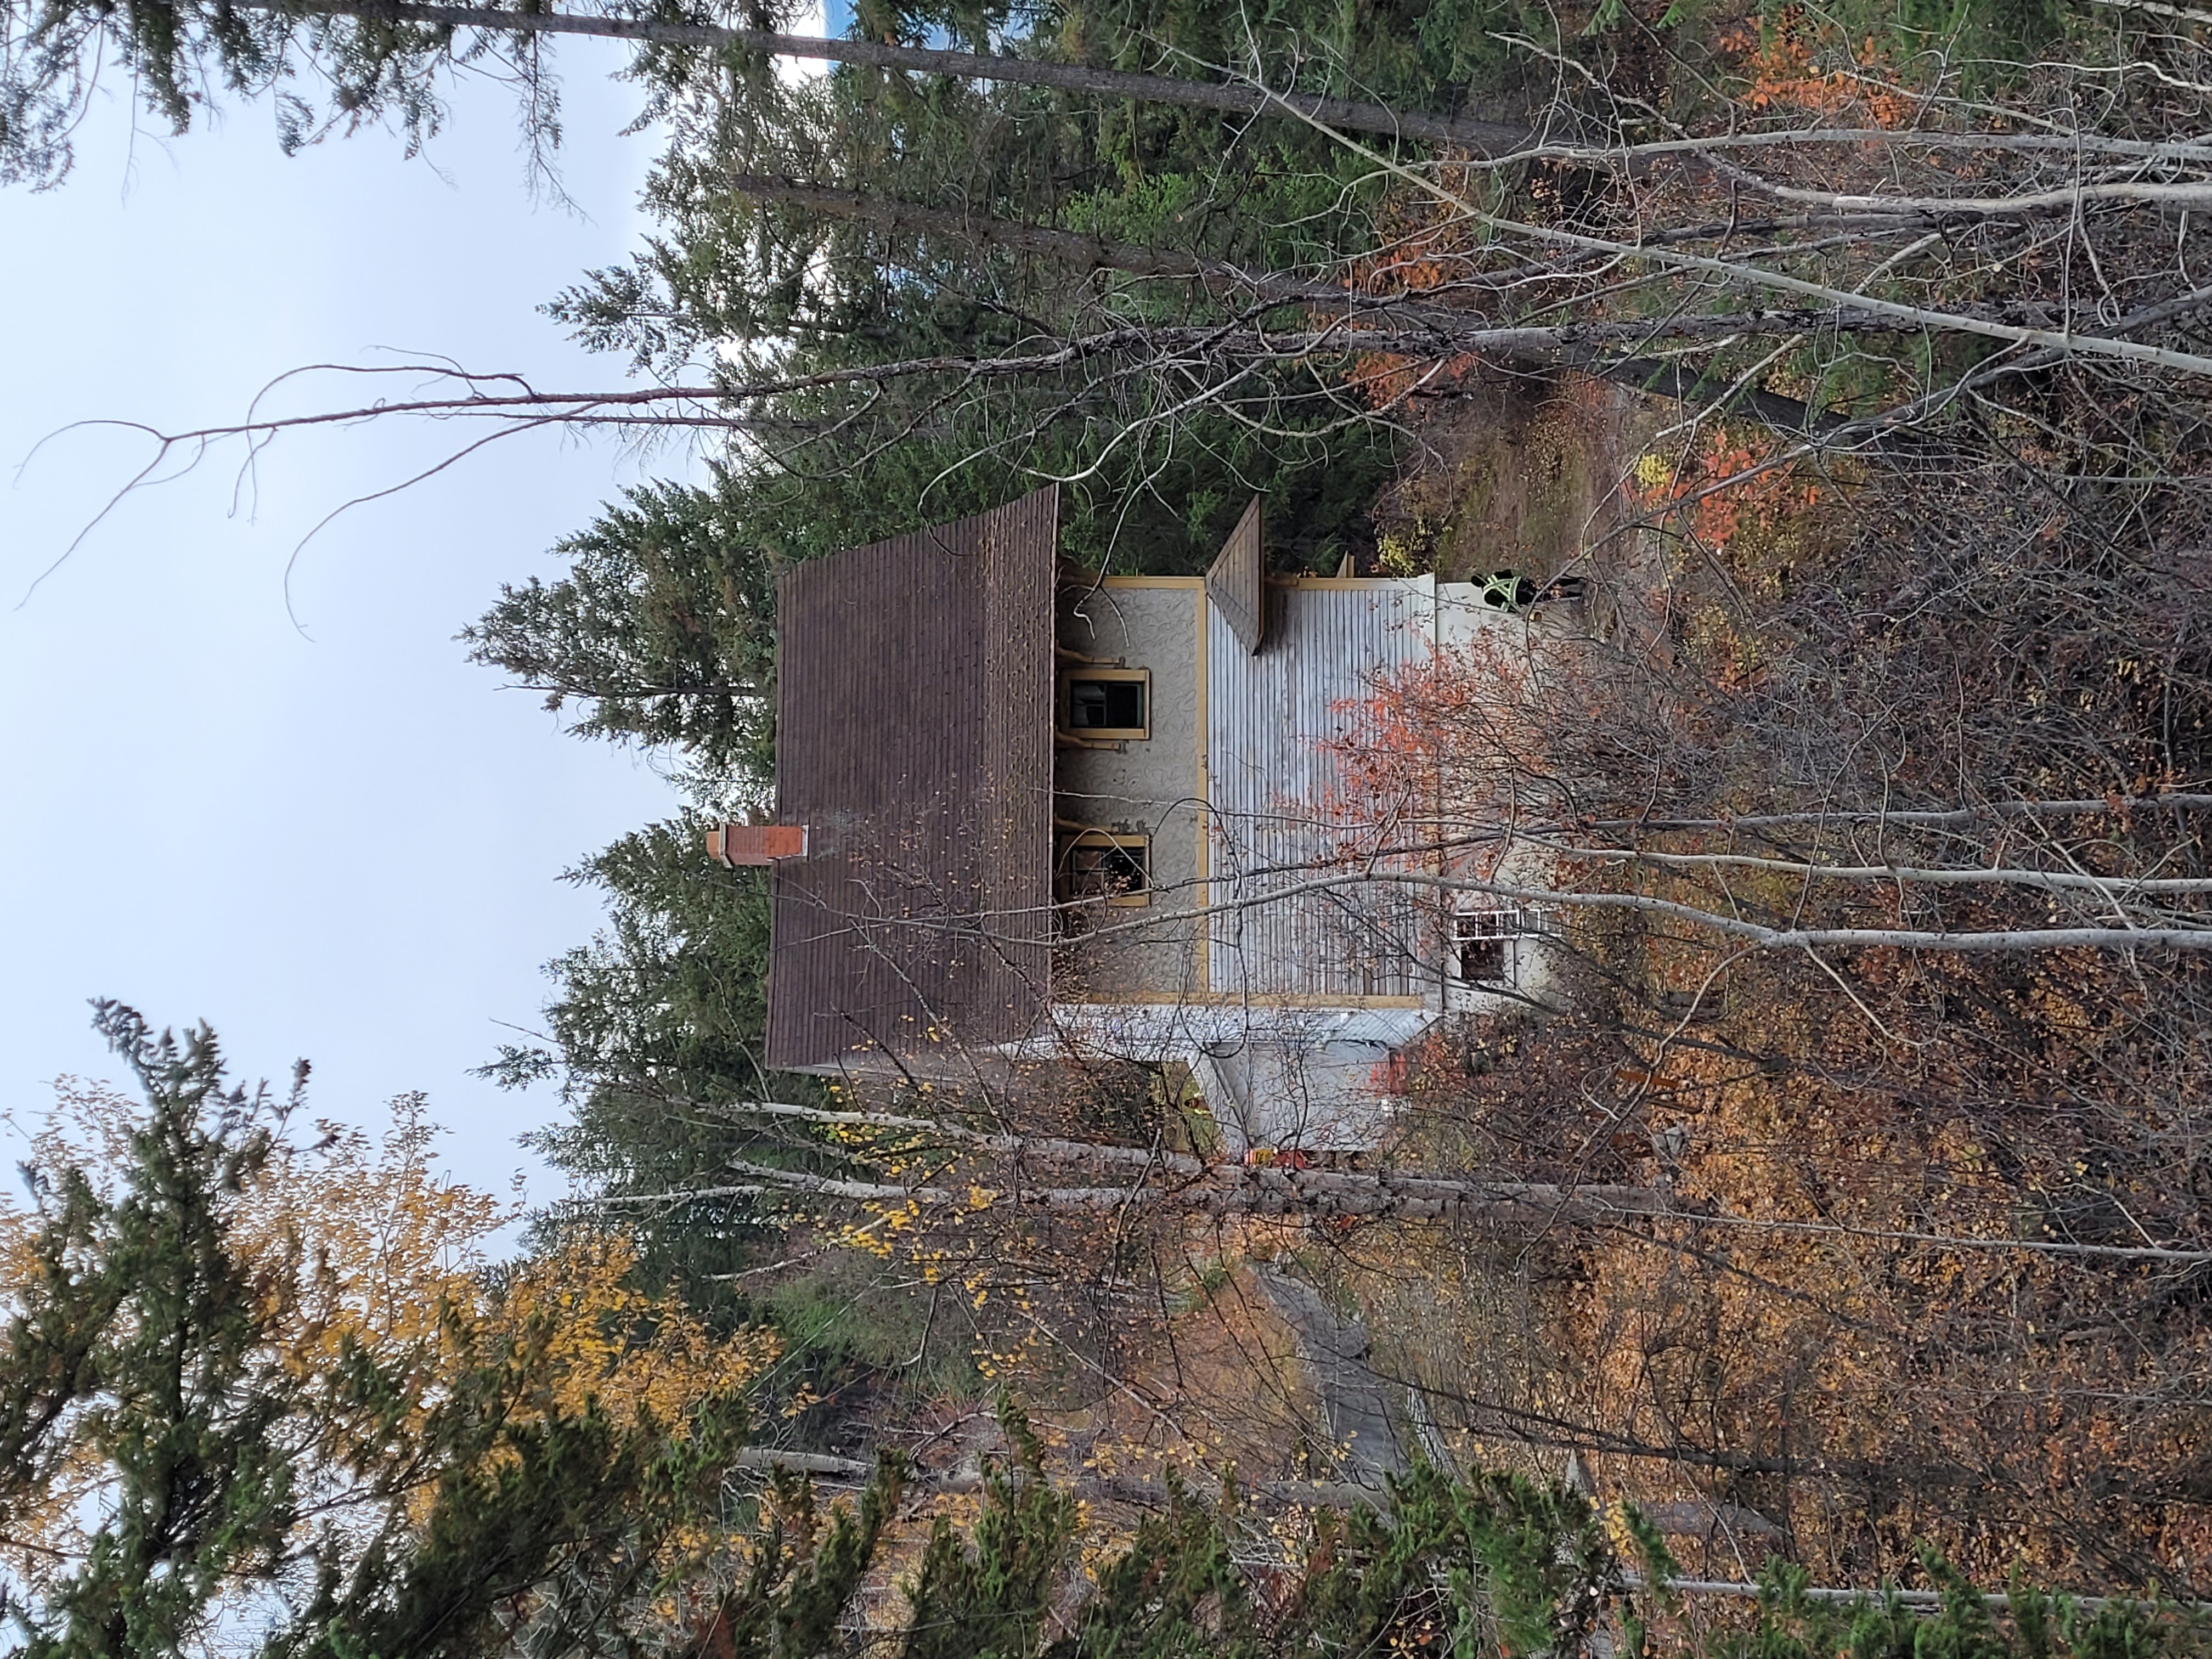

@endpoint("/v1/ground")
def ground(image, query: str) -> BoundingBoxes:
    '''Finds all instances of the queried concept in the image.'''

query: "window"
[1060,668,1150,739]
[1059,832,1150,906]
[1453,906,1538,983]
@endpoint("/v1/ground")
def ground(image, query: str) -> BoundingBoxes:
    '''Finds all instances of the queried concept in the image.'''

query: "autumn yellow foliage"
[0,1078,778,1594]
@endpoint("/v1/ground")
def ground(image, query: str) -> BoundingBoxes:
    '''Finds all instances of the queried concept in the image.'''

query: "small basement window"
[1453,906,1538,984]
[1061,668,1150,739]
[1059,832,1151,906]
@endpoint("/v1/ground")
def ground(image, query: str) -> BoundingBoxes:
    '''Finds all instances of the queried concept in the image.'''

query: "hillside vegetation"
[9,0,2212,1640]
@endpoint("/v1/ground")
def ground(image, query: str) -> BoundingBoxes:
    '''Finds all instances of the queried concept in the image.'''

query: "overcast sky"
[0,54,697,1209]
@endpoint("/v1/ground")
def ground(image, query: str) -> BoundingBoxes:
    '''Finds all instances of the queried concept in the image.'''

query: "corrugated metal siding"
[766,488,1058,1073]
[1049,1002,1436,1054]
[1212,1042,1400,1154]
[1048,1003,1438,1154]
[1206,580,1441,998]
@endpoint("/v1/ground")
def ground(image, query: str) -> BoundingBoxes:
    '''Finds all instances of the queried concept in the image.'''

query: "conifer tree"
[462,476,779,772]
[491,813,808,1300]
[0,1003,766,1657]
[1,1006,301,1657]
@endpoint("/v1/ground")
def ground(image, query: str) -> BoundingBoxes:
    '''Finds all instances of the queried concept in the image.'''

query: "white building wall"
[1036,575,1570,1154]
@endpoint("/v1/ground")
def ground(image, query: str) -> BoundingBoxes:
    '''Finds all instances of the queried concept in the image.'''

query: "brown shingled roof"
[765,488,1058,1074]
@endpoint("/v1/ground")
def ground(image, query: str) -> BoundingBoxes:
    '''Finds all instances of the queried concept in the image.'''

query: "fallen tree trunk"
[631,1155,1672,1229]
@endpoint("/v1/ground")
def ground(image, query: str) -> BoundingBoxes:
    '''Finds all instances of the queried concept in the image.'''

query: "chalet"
[709,487,1561,1156]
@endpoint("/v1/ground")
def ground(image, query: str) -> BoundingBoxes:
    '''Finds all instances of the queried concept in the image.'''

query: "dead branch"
[1568,797,2212,832]
[277,0,1538,153]
[1547,846,2212,896]
[1040,868,2212,955]
[598,1155,1672,1227]
[1331,136,2212,379]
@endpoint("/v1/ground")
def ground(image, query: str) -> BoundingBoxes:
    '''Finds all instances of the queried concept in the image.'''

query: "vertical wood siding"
[1204,495,1266,654]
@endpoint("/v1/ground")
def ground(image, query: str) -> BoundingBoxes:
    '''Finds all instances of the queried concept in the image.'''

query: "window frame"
[1453,905,1540,942]
[1451,905,1539,984]
[1057,830,1153,908]
[1058,667,1152,741]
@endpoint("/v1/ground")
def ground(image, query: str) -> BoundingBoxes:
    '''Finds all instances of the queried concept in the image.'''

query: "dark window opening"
[1459,938,1508,983]
[1063,835,1150,905]
[1453,907,1534,984]
[1069,678,1147,732]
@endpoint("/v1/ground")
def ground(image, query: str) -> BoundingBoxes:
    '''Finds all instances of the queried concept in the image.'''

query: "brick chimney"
[705,823,809,867]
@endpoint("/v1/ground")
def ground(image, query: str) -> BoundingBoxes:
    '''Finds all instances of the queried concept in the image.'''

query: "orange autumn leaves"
[0,1080,778,1588]
[1631,425,1826,555]
[1720,11,1918,128]
[1340,223,1491,410]
[1322,0,1918,412]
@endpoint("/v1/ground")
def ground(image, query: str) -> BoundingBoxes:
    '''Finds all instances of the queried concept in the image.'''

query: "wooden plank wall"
[1205,495,1266,654]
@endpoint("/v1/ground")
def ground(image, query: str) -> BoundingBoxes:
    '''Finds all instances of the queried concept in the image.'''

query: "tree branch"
[280,0,1537,153]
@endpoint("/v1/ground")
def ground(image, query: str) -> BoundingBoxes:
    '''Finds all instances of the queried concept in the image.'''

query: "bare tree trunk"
[646,1095,1672,1214]
[730,1445,1395,1510]
[287,0,1537,153]
[637,1154,1672,1226]
[1073,867,2212,957]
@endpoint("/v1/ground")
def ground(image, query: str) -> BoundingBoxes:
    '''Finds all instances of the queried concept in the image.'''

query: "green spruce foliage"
[0,1005,751,1658]
[0,0,513,187]
[2,1006,303,1658]
[734,1414,2212,1659]
[463,476,781,775]
[705,1461,904,1659]
[488,811,812,1308]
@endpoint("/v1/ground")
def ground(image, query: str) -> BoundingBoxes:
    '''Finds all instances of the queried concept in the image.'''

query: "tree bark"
[731,1444,1393,1510]
[1572,795,2212,833]
[642,1154,1674,1228]
[1073,866,2212,957]
[641,1096,1678,1218]
[287,0,1537,154]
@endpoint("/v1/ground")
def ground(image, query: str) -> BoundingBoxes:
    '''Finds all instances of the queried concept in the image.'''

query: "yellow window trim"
[1058,830,1153,907]
[1058,666,1152,741]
